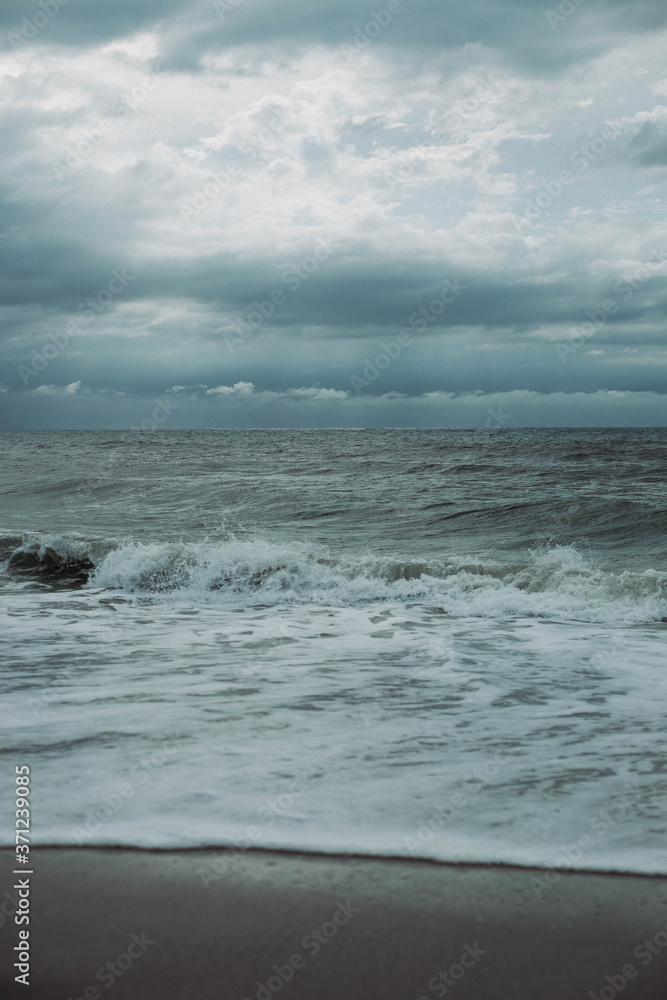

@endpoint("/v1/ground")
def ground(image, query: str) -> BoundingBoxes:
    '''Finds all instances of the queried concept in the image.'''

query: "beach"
[3,847,667,999]
[3,0,667,990]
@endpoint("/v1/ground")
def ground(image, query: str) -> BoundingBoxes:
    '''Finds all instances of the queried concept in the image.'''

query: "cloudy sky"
[0,0,666,428]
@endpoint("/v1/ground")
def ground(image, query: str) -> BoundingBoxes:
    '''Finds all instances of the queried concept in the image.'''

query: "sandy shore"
[2,848,667,999]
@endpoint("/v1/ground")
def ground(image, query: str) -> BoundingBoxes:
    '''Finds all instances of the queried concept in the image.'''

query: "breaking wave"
[2,531,666,623]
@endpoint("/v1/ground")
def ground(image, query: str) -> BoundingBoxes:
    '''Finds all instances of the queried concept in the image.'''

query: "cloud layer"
[1,0,666,427]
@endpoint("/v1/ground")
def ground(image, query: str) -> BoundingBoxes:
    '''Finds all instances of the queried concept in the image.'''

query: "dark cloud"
[1,0,666,427]
[155,0,667,75]
[4,0,666,74]
[1,0,184,50]
[629,122,667,167]
[3,230,666,339]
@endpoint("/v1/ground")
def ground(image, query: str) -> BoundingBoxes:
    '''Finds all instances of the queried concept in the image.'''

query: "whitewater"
[1,428,666,874]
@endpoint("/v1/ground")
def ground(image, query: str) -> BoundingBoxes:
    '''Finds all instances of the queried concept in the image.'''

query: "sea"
[1,428,666,874]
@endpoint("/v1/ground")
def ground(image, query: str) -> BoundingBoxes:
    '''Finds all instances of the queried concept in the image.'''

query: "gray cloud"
[4,0,667,72]
[1,0,666,427]
[154,0,667,75]
[1,0,184,50]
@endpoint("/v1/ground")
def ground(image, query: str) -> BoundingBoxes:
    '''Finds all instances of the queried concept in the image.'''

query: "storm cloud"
[0,0,666,427]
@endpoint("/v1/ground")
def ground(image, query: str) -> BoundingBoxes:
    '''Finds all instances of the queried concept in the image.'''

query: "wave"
[0,533,99,584]
[422,497,667,540]
[2,531,666,623]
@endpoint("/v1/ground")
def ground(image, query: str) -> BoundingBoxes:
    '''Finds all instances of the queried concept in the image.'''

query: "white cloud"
[286,386,349,400]
[206,381,255,395]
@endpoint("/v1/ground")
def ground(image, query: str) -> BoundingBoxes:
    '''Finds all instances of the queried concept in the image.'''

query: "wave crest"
[1,532,666,623]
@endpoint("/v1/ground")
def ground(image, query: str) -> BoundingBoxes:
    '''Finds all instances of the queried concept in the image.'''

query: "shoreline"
[13,840,667,879]
[3,847,667,999]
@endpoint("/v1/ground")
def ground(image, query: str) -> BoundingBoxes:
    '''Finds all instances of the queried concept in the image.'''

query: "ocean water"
[1,428,667,873]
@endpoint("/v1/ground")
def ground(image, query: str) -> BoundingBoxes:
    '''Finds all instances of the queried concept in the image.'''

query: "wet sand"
[2,847,667,999]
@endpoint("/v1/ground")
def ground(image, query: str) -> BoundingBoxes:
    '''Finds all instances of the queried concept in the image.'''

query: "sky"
[0,0,666,429]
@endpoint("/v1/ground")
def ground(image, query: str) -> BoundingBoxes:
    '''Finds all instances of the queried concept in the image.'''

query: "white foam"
[3,530,665,623]
[2,583,666,872]
[83,537,667,624]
